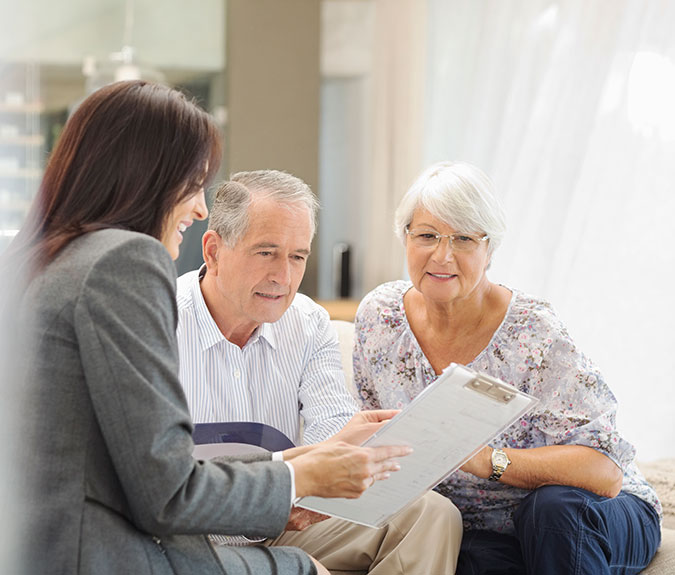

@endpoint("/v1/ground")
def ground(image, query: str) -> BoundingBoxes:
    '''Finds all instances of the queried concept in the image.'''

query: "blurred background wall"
[1,2,674,568]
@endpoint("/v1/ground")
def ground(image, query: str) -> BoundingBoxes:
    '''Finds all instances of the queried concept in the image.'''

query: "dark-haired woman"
[4,80,407,575]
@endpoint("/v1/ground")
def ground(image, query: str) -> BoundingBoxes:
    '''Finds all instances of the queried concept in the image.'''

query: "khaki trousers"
[266,490,462,575]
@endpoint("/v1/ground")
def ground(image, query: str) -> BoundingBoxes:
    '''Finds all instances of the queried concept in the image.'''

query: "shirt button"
[234,369,241,378]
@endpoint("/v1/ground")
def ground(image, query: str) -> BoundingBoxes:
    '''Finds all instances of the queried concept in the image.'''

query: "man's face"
[209,196,313,331]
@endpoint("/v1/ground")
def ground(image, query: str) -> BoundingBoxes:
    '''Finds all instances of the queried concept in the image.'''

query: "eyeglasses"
[405,226,489,251]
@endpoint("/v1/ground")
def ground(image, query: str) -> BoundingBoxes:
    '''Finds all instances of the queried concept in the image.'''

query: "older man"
[176,170,462,574]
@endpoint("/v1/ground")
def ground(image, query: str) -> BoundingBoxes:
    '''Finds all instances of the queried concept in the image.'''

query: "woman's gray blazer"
[16,229,313,575]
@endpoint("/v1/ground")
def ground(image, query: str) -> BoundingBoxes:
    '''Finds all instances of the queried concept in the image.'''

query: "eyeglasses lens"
[407,229,484,251]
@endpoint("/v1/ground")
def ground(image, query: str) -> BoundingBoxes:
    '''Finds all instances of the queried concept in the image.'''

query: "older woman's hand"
[460,445,493,478]
[461,444,623,498]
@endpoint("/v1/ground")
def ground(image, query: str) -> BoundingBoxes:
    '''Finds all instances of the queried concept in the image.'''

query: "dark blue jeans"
[456,486,661,575]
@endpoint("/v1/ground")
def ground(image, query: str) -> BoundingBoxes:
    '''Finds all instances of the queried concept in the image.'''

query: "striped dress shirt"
[176,268,358,446]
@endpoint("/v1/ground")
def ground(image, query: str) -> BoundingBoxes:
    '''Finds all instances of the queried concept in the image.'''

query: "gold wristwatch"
[489,448,511,481]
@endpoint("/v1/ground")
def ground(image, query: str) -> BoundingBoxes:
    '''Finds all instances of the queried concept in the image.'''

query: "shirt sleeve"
[76,235,293,538]
[298,307,358,444]
[273,452,297,505]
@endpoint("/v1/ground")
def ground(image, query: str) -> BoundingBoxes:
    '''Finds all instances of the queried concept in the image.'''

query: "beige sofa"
[330,320,675,574]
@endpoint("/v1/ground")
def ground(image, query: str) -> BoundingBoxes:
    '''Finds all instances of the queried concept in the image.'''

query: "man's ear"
[202,230,223,275]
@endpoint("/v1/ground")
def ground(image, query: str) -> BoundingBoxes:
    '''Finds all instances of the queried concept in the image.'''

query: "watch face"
[493,451,508,467]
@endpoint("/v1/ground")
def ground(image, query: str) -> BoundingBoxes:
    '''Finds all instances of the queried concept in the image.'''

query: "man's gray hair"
[208,170,320,246]
[394,161,507,257]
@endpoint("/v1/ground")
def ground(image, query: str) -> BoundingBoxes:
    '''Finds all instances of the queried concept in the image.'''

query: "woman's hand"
[328,409,401,446]
[289,441,412,499]
[460,445,492,478]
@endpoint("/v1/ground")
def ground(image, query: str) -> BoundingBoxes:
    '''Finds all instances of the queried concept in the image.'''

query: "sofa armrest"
[331,319,357,400]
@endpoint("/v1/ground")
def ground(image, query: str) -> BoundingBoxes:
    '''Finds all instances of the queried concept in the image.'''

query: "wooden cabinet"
[315,299,361,322]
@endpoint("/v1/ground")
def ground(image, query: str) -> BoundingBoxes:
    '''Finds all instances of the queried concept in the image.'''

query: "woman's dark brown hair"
[8,80,221,272]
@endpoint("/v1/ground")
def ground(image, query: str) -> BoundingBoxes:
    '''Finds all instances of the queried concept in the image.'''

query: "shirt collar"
[191,265,227,351]
[192,264,279,351]
[256,321,278,350]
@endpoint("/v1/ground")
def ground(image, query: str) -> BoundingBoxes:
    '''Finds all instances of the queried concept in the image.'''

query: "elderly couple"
[11,82,660,575]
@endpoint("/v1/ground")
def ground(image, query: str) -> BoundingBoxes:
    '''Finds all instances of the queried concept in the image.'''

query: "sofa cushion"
[639,459,675,574]
[642,527,675,574]
[639,459,675,529]
[331,319,357,399]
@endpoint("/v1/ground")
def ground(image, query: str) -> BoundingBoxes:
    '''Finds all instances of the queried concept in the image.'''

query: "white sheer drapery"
[425,0,675,461]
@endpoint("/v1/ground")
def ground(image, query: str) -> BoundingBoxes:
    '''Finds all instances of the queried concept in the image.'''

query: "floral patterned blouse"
[353,280,661,534]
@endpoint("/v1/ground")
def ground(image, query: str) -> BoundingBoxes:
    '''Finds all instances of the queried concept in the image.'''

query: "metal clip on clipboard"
[465,373,517,404]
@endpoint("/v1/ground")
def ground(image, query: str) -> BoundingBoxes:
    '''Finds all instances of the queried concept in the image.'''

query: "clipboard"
[296,363,538,528]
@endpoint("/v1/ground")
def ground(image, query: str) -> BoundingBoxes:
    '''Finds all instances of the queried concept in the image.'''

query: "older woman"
[354,161,662,574]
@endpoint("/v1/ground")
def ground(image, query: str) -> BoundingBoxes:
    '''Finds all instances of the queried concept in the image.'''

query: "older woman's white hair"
[394,161,507,258]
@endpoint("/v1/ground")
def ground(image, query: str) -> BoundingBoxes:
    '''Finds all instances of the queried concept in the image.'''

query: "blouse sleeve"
[513,303,636,471]
[353,294,383,410]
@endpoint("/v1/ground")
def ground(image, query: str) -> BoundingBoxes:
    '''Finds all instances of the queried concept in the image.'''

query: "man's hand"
[290,441,412,499]
[329,409,401,446]
[284,507,330,531]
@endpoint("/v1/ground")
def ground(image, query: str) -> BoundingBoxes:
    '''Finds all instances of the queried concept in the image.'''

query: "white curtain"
[425,0,675,461]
